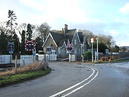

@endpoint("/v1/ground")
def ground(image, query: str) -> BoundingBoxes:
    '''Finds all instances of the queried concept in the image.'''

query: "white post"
[97,38,99,61]
[92,42,94,62]
[95,52,96,62]
[69,53,71,62]
[15,55,17,68]
[15,55,17,73]
[91,38,94,63]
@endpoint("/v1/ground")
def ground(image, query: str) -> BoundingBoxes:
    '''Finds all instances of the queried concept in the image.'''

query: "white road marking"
[62,69,99,97]
[50,68,98,97]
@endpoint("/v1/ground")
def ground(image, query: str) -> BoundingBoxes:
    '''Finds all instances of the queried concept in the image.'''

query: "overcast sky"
[0,0,129,46]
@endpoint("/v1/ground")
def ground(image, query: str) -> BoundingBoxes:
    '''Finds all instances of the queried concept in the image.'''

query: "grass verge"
[95,58,129,64]
[0,68,51,87]
[111,59,129,63]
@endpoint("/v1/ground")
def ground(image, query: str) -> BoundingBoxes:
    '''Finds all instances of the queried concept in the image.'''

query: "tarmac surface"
[0,62,129,97]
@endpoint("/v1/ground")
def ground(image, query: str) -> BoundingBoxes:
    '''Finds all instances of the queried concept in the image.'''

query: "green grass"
[111,59,129,63]
[0,68,51,87]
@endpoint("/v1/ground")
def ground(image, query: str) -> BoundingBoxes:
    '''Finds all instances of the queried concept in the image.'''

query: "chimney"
[64,24,68,33]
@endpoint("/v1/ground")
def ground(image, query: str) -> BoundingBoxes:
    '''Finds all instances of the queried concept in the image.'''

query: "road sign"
[66,40,73,53]
[8,42,14,54]
[25,40,36,51]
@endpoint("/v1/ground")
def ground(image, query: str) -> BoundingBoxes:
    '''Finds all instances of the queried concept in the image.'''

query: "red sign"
[25,40,36,51]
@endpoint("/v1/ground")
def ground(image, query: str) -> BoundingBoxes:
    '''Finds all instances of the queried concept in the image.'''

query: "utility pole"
[91,38,94,63]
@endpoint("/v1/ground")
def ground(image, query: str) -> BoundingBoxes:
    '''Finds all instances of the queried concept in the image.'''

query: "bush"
[83,51,92,61]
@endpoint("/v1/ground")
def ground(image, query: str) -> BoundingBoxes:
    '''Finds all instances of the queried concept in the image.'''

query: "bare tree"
[0,22,6,34]
[17,23,27,36]
[97,34,114,48]
[37,23,50,43]
[79,29,94,46]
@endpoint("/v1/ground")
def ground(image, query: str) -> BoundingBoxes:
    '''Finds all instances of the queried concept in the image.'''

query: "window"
[46,47,52,54]
[74,39,77,45]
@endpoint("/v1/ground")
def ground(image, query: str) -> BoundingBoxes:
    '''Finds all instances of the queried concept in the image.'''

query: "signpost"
[66,40,73,62]
[25,40,36,62]
[25,40,36,51]
[8,42,14,63]
[32,48,36,62]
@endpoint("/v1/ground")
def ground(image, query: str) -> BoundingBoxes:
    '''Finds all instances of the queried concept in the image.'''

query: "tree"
[111,45,120,52]
[17,23,27,36]
[37,23,50,43]
[93,42,108,54]
[21,30,26,54]
[26,24,35,41]
[120,47,127,52]
[79,29,94,47]
[0,30,8,54]
[16,23,28,54]
[35,37,43,52]
[6,10,17,37]
[97,34,114,48]
[13,33,20,54]
[26,24,32,40]
[83,51,92,60]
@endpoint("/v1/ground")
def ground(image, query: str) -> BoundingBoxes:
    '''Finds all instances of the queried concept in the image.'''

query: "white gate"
[38,54,57,61]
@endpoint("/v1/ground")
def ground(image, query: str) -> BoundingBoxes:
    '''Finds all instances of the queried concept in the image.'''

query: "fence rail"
[0,55,11,64]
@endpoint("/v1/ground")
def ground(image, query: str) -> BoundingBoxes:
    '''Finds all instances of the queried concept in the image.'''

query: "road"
[0,62,129,97]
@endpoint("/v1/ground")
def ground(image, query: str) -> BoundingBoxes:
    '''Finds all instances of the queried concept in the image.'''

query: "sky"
[0,0,129,46]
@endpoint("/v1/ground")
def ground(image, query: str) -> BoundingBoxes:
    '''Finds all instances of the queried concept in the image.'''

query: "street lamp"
[91,38,94,62]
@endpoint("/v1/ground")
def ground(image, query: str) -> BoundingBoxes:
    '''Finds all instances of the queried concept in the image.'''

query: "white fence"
[20,55,35,66]
[69,54,76,62]
[0,54,57,66]
[38,54,45,61]
[0,55,11,64]
[38,54,57,61]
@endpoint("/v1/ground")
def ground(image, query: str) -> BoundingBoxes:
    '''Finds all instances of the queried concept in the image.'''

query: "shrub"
[83,51,92,61]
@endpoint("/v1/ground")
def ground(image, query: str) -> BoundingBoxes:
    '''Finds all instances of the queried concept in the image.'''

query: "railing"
[0,55,11,64]
[20,55,35,66]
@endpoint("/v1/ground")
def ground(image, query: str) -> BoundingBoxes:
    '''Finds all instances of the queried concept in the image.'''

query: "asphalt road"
[0,62,129,97]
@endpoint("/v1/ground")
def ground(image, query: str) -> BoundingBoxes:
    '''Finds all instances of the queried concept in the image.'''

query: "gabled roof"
[42,32,58,48]
[49,29,76,47]
[67,29,76,35]
[50,31,64,46]
[43,28,85,48]
[78,32,83,43]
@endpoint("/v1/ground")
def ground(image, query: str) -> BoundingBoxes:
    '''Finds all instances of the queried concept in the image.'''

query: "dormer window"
[74,39,77,45]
